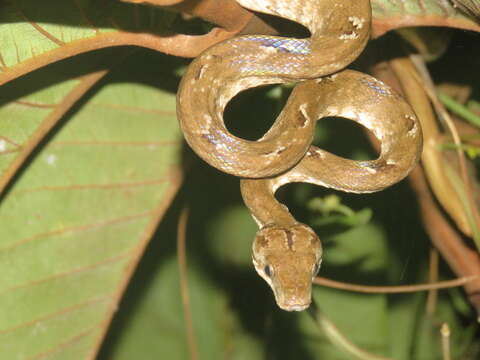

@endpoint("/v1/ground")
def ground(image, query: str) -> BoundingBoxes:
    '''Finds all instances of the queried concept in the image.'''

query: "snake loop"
[177,0,372,177]
[176,0,423,311]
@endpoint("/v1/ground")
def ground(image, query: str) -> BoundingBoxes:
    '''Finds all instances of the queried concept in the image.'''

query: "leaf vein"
[0,210,154,253]
[13,100,57,109]
[0,252,133,297]
[416,0,427,15]
[437,0,454,16]
[26,324,101,360]
[0,295,111,335]
[0,52,7,71]
[92,102,176,116]
[0,136,21,148]
[51,140,179,147]
[16,177,170,194]
[14,2,65,46]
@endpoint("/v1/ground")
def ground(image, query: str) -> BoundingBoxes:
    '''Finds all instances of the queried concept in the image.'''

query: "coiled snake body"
[177,0,422,311]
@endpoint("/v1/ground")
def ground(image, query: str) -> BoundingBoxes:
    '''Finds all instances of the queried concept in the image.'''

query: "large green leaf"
[1,0,479,359]
[0,50,183,359]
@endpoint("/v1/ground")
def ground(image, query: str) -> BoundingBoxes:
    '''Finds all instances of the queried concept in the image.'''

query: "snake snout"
[273,268,314,312]
[277,296,311,312]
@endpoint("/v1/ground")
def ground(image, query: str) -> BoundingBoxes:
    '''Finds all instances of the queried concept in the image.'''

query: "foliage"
[1,0,479,359]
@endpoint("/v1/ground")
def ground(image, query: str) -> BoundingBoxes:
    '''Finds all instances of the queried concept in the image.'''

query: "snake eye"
[264,265,272,278]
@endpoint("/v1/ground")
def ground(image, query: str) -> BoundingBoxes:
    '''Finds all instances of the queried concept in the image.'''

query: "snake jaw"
[252,223,322,311]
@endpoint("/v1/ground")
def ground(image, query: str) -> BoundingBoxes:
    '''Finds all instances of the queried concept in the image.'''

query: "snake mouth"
[280,302,310,312]
[276,294,311,312]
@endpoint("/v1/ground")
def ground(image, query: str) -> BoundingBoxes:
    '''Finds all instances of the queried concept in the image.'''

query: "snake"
[176,0,422,311]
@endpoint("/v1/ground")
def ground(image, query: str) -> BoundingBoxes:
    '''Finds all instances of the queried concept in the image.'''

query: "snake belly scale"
[176,0,422,311]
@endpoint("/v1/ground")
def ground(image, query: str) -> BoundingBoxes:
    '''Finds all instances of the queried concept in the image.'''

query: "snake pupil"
[264,265,272,278]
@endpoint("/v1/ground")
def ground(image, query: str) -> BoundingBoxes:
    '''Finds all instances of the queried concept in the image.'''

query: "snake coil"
[176,0,422,311]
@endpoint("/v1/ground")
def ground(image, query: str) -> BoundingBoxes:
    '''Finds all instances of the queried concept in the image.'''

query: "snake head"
[252,223,322,311]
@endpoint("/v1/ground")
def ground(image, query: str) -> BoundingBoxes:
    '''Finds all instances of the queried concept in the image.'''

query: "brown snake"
[176,0,422,311]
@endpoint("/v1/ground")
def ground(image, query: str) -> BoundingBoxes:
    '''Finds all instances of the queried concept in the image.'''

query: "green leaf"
[0,0,174,69]
[0,50,183,359]
[1,0,479,359]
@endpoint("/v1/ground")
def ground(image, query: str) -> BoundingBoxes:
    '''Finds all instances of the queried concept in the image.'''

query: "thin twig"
[440,323,451,360]
[177,206,199,360]
[308,301,392,360]
[426,248,439,315]
[313,275,478,294]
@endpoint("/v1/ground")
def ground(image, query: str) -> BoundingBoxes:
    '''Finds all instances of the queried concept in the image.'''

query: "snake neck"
[240,177,297,228]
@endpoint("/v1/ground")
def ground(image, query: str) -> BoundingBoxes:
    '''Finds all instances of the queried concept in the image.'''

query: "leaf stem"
[313,275,478,293]
[177,206,199,360]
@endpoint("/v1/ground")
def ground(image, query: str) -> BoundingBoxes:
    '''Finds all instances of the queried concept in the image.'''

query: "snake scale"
[176,0,422,311]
